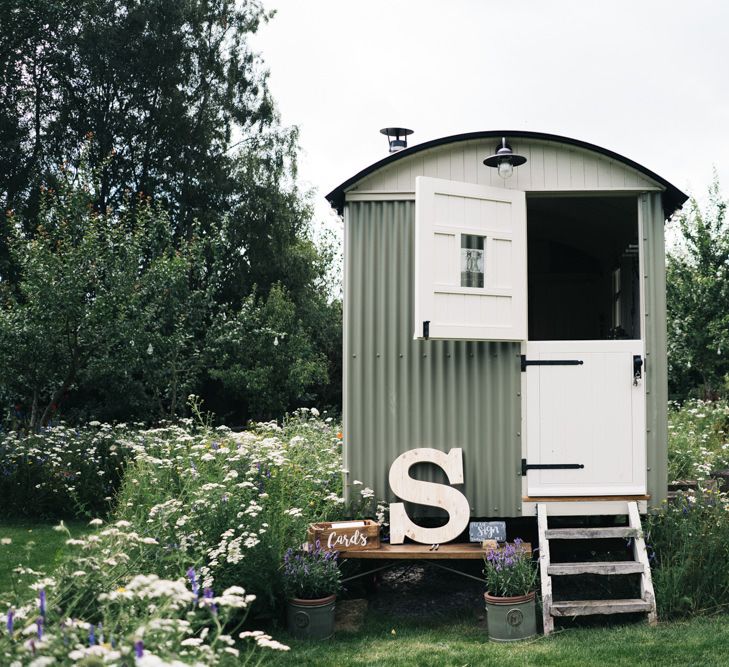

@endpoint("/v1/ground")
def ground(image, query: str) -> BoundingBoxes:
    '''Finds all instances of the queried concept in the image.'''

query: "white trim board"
[522,500,648,516]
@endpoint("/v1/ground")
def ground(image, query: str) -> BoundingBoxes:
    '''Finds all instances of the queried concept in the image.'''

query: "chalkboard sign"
[469,521,506,543]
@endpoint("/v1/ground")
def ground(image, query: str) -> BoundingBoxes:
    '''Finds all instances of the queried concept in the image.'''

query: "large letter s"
[388,448,470,545]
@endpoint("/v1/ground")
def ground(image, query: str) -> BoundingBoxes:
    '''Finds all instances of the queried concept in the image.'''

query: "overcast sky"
[252,0,729,225]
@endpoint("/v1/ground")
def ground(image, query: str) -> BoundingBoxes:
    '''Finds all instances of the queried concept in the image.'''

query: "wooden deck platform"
[339,542,530,560]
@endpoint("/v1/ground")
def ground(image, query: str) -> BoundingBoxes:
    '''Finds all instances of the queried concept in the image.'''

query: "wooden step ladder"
[537,501,657,635]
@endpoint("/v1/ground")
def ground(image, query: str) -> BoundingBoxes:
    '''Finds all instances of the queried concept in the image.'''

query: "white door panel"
[524,340,646,496]
[414,176,527,341]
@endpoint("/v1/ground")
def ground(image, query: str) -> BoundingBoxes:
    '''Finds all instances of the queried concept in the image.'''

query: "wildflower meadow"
[0,408,376,665]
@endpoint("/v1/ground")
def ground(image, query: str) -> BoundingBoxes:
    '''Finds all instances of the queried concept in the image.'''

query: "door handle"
[633,355,643,385]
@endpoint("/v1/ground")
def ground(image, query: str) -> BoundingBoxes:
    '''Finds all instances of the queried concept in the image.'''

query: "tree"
[666,175,729,399]
[0,0,343,424]
[0,151,207,428]
[0,0,274,238]
[205,285,328,419]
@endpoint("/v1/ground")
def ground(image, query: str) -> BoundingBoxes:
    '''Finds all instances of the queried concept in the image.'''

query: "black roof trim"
[325,130,688,217]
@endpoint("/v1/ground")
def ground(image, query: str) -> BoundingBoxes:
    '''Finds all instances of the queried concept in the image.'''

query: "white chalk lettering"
[326,529,368,549]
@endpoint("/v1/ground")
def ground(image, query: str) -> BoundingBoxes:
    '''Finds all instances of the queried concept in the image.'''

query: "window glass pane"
[461,235,485,287]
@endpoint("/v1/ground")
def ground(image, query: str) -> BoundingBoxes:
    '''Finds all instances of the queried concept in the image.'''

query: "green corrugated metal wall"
[344,200,522,517]
[343,195,669,516]
[641,192,669,507]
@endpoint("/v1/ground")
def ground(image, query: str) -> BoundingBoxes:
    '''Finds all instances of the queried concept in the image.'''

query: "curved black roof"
[326,130,688,217]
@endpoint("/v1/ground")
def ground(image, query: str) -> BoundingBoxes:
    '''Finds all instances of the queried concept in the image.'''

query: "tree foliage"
[0,0,342,426]
[0,153,207,429]
[667,175,729,399]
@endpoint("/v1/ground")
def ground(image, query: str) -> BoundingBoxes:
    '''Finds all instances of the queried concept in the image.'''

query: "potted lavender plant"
[483,538,538,642]
[282,541,342,640]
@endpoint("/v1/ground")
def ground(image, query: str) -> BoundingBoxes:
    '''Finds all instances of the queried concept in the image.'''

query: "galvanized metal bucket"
[484,591,537,642]
[286,594,336,640]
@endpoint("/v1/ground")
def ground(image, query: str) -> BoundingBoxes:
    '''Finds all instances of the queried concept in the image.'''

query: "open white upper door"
[414,176,527,341]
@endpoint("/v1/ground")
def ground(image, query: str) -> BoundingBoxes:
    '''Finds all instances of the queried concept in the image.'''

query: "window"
[460,235,485,288]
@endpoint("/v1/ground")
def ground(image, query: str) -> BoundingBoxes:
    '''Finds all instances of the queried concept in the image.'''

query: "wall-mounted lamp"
[483,138,527,179]
[380,127,414,153]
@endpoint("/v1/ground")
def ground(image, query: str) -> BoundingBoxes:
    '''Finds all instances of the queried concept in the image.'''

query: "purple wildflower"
[39,589,46,619]
[89,623,95,646]
[204,587,217,615]
[134,640,144,658]
[37,616,43,640]
[6,608,13,635]
[187,567,199,601]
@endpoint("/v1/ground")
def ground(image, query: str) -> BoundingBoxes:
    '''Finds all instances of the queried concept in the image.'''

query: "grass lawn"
[268,611,729,667]
[0,519,91,606]
[2,521,729,666]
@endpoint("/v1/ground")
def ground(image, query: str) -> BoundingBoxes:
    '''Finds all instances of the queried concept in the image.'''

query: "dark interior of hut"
[526,196,640,341]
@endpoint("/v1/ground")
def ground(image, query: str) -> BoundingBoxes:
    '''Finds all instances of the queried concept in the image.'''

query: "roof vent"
[380,127,413,153]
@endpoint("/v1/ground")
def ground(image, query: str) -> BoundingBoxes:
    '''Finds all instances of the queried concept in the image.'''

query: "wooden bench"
[338,542,530,583]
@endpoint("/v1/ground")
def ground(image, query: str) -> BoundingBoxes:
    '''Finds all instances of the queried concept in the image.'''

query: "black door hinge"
[521,459,585,476]
[423,321,430,340]
[520,355,584,372]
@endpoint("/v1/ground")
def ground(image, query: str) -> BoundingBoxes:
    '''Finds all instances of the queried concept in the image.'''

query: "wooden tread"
[545,527,638,540]
[551,598,653,616]
[547,561,645,576]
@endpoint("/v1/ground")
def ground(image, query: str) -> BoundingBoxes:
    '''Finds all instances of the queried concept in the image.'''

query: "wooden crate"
[307,519,380,551]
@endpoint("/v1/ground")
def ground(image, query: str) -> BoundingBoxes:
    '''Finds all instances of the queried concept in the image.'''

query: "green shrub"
[668,399,729,481]
[646,488,729,618]
[0,424,134,518]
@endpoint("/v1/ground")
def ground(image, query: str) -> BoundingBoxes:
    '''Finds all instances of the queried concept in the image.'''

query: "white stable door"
[523,340,646,496]
[413,176,527,341]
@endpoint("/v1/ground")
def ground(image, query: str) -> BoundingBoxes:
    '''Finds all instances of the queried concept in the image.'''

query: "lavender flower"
[281,544,342,600]
[6,608,13,635]
[39,589,46,619]
[204,587,217,615]
[483,538,537,598]
[134,640,144,658]
[89,623,95,645]
[187,567,199,601]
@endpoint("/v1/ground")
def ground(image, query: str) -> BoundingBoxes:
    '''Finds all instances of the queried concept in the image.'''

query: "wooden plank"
[537,504,554,636]
[548,561,644,576]
[338,542,530,560]
[545,527,638,540]
[628,501,658,625]
[551,599,653,617]
[523,495,650,502]
[522,500,648,517]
